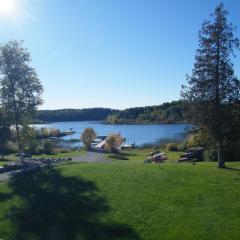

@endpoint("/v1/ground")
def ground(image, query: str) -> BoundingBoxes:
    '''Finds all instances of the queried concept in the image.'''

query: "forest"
[37,108,117,122]
[106,101,186,124]
[36,101,187,124]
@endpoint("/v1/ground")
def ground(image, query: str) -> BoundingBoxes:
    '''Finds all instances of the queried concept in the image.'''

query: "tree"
[181,3,240,168]
[81,128,96,150]
[0,108,11,160]
[105,133,123,153]
[0,41,43,161]
[43,140,55,155]
[19,126,37,153]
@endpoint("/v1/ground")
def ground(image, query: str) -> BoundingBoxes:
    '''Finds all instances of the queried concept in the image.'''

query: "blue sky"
[0,0,240,110]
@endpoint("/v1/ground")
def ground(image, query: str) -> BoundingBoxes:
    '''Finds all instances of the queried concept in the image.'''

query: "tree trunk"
[218,142,225,168]
[16,124,24,163]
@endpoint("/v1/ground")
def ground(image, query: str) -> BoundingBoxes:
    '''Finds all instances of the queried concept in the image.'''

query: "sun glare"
[0,0,16,16]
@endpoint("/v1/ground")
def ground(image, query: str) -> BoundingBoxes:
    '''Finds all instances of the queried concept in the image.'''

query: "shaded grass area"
[0,167,140,240]
[108,152,138,161]
[0,150,240,239]
[0,150,85,166]
[0,155,19,166]
[32,149,85,159]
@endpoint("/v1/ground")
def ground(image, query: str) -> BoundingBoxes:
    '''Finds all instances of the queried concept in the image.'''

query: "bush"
[204,149,218,162]
[5,141,18,154]
[166,143,179,151]
[43,141,55,154]
[26,140,41,155]
[178,142,188,151]
[58,148,71,154]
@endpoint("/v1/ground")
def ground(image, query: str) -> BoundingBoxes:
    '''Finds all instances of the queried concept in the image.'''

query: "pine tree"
[181,3,240,168]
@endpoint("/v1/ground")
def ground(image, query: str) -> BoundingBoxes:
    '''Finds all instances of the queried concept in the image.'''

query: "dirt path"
[72,152,110,163]
[0,152,109,182]
[0,172,10,182]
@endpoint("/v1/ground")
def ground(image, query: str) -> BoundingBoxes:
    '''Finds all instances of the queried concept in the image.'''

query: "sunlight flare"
[0,0,17,16]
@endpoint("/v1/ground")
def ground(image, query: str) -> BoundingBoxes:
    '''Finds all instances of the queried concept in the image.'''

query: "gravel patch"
[72,152,110,163]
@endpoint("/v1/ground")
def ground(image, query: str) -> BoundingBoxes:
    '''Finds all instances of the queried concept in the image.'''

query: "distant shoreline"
[33,120,189,125]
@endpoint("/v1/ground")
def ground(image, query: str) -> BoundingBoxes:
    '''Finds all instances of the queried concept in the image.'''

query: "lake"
[35,121,191,147]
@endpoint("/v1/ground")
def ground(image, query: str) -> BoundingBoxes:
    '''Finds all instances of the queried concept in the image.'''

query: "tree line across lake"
[36,101,186,124]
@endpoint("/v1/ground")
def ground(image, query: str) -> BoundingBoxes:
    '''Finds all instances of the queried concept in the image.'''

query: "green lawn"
[0,149,239,240]
[106,148,184,162]
[31,149,85,159]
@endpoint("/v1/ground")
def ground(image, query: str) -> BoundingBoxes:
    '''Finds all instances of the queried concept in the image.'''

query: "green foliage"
[19,126,37,152]
[5,141,18,154]
[204,149,218,162]
[0,41,43,123]
[37,108,116,122]
[43,140,55,155]
[107,101,187,124]
[27,140,41,155]
[37,101,189,125]
[181,4,240,168]
[0,40,43,160]
[166,143,179,151]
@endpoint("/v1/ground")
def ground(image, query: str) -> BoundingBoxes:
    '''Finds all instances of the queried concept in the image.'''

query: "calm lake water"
[35,121,191,147]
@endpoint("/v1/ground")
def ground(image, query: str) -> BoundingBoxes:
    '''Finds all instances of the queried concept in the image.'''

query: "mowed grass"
[31,149,85,159]
[106,148,184,162]
[0,150,240,239]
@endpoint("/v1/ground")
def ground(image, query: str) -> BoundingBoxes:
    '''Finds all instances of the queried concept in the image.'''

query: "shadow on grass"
[224,166,240,172]
[0,158,11,162]
[0,192,11,201]
[2,168,140,240]
[109,152,138,161]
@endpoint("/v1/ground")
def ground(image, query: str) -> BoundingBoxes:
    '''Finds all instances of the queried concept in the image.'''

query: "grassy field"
[106,148,184,162]
[0,149,239,239]
[31,149,85,159]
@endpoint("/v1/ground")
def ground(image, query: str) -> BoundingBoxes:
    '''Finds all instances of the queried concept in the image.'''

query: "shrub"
[178,142,188,151]
[43,141,55,154]
[58,148,71,153]
[5,141,18,154]
[204,149,218,162]
[25,139,41,155]
[166,143,179,151]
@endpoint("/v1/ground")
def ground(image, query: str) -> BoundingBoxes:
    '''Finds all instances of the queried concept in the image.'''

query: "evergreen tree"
[181,3,240,168]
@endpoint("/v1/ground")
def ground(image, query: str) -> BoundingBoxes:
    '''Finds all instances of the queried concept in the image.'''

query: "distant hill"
[106,101,187,124]
[37,108,118,122]
[36,101,187,124]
